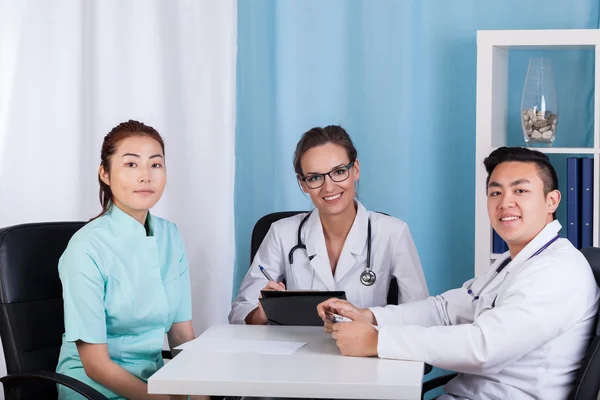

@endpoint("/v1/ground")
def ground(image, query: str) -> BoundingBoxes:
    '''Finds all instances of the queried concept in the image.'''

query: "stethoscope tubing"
[467,234,561,301]
[288,211,376,286]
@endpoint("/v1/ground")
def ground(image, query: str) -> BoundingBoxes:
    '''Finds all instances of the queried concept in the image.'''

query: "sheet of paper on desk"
[176,338,307,355]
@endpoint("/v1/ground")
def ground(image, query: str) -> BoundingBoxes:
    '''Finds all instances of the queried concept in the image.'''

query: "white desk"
[148,324,424,399]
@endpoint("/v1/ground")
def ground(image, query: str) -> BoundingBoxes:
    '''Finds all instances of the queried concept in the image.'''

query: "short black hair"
[483,146,558,195]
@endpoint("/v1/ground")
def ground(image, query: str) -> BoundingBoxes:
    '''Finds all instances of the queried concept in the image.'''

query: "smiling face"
[99,135,166,223]
[298,142,360,217]
[487,161,560,257]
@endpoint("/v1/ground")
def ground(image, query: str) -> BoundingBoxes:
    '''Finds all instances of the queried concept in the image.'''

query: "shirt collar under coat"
[106,204,154,237]
[302,200,370,289]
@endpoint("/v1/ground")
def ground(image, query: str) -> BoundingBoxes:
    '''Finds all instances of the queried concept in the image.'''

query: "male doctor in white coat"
[317,146,600,400]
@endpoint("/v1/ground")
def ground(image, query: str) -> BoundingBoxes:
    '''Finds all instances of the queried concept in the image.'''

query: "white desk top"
[148,324,424,399]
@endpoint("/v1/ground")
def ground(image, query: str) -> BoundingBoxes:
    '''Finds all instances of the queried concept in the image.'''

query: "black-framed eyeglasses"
[299,161,355,189]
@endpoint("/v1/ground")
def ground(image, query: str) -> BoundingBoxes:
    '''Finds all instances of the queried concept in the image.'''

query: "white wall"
[0,0,237,395]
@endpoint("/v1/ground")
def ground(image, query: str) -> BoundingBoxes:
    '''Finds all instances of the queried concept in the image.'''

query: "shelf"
[477,29,600,49]
[475,28,600,277]
[491,147,596,155]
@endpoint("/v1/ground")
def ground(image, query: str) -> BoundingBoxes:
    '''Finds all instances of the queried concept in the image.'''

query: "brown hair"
[93,120,165,220]
[293,125,358,176]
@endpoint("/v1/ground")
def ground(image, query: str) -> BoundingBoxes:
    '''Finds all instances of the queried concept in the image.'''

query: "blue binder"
[492,229,504,253]
[566,157,582,249]
[492,229,502,254]
[581,157,594,248]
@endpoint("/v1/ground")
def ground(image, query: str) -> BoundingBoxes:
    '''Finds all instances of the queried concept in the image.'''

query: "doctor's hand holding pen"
[245,266,286,324]
[317,298,375,331]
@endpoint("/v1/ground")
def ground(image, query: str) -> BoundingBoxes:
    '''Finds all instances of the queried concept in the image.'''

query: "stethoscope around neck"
[467,234,561,301]
[288,211,376,286]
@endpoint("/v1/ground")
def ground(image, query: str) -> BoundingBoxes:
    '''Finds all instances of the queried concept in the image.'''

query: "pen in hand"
[259,265,274,281]
[259,265,285,291]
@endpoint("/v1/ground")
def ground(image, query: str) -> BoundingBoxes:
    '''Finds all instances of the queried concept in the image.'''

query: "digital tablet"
[259,290,346,326]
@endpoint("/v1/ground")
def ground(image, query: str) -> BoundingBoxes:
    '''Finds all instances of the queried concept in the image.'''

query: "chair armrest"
[162,350,173,360]
[0,371,108,400]
[421,373,458,399]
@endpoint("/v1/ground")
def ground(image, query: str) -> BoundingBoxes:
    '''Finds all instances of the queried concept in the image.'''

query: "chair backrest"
[250,211,399,305]
[569,247,600,400]
[0,221,85,399]
[251,212,306,263]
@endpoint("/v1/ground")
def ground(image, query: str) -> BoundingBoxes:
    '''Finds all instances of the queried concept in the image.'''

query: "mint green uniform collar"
[106,204,155,237]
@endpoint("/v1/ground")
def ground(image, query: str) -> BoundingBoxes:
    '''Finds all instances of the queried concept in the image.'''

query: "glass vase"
[521,58,559,146]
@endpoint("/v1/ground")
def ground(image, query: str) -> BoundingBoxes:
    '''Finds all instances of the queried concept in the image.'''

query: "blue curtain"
[234,0,599,299]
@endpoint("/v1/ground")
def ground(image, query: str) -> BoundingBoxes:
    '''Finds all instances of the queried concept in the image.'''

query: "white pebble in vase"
[541,130,553,140]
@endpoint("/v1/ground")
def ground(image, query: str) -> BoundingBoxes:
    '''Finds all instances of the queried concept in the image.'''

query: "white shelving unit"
[475,29,600,277]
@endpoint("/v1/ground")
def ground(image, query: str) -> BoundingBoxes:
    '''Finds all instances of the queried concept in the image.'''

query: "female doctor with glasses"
[229,125,429,325]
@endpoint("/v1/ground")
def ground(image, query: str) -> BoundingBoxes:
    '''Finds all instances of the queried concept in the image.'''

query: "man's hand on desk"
[316,298,375,333]
[332,320,378,357]
[316,298,379,357]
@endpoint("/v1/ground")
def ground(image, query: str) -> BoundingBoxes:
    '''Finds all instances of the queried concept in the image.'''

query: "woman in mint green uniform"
[56,120,197,400]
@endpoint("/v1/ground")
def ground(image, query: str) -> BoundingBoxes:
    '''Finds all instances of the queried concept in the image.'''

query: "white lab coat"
[371,220,600,400]
[229,201,429,324]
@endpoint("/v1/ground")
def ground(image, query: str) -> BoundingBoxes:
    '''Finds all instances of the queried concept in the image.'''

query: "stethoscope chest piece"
[360,269,376,286]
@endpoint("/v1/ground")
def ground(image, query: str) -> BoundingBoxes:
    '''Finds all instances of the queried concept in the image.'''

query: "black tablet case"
[259,290,347,326]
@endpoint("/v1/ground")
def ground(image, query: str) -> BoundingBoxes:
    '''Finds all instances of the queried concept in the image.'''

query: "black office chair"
[0,221,173,399]
[421,246,600,400]
[250,211,401,305]
[568,247,600,400]
[0,221,106,399]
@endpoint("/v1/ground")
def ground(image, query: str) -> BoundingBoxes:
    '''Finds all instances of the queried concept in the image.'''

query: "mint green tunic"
[56,205,192,399]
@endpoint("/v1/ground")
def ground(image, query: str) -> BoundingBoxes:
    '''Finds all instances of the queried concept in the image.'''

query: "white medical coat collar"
[497,219,562,274]
[304,200,369,288]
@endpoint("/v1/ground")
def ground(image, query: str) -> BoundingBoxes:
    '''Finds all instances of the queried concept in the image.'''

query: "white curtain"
[0,0,237,389]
